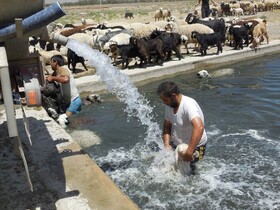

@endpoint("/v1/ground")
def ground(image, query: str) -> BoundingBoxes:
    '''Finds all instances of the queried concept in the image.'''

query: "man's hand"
[164,144,173,151]
[181,148,194,162]
[46,75,53,83]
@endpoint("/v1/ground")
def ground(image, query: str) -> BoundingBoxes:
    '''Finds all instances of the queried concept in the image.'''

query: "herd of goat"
[29,0,274,71]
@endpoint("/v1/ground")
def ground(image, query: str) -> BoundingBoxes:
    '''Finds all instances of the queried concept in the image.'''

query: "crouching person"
[46,55,82,127]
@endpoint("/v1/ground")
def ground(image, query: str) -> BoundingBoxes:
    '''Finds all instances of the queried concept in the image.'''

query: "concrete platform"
[0,106,139,209]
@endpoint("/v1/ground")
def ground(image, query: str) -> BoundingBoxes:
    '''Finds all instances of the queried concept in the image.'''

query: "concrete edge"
[0,106,140,210]
[58,139,140,210]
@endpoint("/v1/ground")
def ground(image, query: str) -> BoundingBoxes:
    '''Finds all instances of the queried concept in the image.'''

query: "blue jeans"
[67,96,82,114]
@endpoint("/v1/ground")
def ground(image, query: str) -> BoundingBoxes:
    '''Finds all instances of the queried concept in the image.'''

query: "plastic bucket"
[24,78,41,107]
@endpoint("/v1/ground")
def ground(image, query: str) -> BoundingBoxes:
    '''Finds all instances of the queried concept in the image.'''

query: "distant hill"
[45,0,79,3]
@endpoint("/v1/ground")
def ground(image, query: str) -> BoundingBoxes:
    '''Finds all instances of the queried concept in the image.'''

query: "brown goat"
[60,24,94,37]
[251,19,269,49]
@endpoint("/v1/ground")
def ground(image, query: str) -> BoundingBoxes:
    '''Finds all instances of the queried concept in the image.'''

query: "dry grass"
[57,2,280,23]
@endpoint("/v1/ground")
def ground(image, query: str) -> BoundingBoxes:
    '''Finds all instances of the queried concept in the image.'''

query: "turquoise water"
[67,43,280,210]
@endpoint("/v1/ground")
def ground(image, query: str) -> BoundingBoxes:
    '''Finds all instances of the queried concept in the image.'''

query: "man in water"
[157,81,207,172]
[195,0,217,18]
[46,55,82,118]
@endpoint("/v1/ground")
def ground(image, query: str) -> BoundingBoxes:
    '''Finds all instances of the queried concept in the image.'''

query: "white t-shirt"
[164,95,207,146]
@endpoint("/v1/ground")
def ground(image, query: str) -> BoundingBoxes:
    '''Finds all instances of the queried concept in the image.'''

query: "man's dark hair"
[51,55,64,66]
[157,81,180,97]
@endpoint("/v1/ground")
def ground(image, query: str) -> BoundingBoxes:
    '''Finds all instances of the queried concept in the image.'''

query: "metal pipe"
[0,45,18,137]
[49,32,69,46]
[0,2,66,42]
[0,0,44,29]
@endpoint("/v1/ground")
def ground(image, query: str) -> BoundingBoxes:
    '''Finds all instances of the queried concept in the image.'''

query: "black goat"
[67,49,88,73]
[64,23,76,28]
[191,31,223,56]
[29,36,39,52]
[129,37,150,68]
[149,30,183,60]
[131,36,166,66]
[38,39,47,50]
[29,36,39,47]
[46,42,55,51]
[185,13,226,43]
[229,20,260,45]
[109,42,140,69]
[229,24,251,50]
[144,36,165,65]
[220,2,231,16]
[124,12,134,19]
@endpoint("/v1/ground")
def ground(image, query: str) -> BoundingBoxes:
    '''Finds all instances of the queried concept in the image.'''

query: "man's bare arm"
[46,75,70,84]
[182,116,204,161]
[163,119,172,150]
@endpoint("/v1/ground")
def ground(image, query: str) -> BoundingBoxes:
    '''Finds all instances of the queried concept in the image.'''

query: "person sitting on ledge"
[46,55,82,118]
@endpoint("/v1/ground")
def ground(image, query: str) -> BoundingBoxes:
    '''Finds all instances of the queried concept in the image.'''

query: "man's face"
[50,59,57,71]
[160,93,179,108]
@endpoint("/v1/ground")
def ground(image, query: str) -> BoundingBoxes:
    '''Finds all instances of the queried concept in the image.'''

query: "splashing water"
[66,39,185,208]
[67,39,162,146]
[65,46,280,210]
[66,40,179,207]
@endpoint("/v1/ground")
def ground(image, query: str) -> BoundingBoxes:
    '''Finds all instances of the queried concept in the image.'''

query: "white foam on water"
[206,126,222,137]
[210,68,235,78]
[103,128,280,209]
[216,129,278,144]
[69,129,102,147]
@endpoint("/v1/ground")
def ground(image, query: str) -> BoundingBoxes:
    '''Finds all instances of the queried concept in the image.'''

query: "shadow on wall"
[0,116,82,209]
